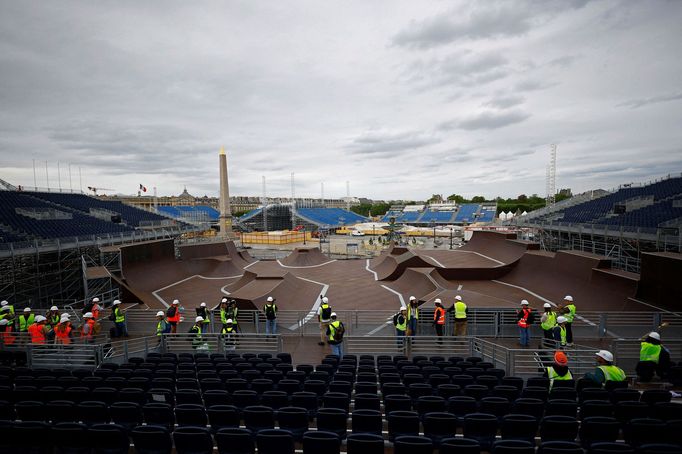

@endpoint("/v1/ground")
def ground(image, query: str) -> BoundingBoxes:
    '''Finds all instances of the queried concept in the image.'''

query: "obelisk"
[218,146,233,237]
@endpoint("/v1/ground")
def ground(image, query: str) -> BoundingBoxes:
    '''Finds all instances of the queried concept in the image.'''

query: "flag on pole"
[139,184,147,192]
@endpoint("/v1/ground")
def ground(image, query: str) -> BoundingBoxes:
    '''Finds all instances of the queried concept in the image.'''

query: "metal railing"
[26,343,104,369]
[610,338,682,376]
[161,333,281,355]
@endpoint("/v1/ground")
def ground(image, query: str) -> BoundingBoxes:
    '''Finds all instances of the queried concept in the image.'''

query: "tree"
[471,196,486,203]
[427,194,444,204]
[447,194,466,203]
[517,194,528,202]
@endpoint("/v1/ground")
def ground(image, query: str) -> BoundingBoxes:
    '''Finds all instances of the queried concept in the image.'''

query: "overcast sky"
[1,0,681,201]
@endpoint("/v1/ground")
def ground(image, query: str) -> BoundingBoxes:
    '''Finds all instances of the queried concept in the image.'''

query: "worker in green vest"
[636,331,671,382]
[450,295,468,336]
[46,306,61,329]
[394,306,407,347]
[406,296,419,336]
[0,306,14,325]
[561,295,577,345]
[190,316,205,349]
[552,316,568,349]
[584,350,627,387]
[18,307,35,332]
[111,300,128,338]
[219,298,229,332]
[326,312,345,358]
[155,311,170,336]
[540,303,557,346]
[544,351,573,389]
[0,301,14,317]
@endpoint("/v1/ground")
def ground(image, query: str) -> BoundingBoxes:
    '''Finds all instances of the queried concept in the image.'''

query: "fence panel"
[610,338,682,376]
[28,344,103,369]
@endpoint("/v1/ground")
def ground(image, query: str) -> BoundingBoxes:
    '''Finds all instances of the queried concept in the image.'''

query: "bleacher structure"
[513,174,682,271]
[0,344,680,453]
[157,205,221,225]
[239,204,368,232]
[381,203,497,226]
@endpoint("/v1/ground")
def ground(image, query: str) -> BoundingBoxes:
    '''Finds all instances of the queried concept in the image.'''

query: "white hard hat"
[200,302,207,307]
[226,318,233,324]
[330,312,337,317]
[434,298,442,304]
[113,300,121,305]
[1,300,8,306]
[195,316,204,322]
[221,297,228,303]
[322,297,329,303]
[455,295,462,301]
[266,296,274,302]
[50,306,58,311]
[172,300,179,305]
[24,307,31,312]
[0,306,9,312]
[521,300,529,305]
[648,332,661,341]
[409,296,416,301]
[156,311,165,317]
[564,295,573,302]
[400,306,407,311]
[596,350,614,362]
[557,316,567,324]
[83,312,93,318]
[60,314,70,321]
[92,297,100,303]
[35,315,46,323]
[543,303,551,308]
[0,319,8,326]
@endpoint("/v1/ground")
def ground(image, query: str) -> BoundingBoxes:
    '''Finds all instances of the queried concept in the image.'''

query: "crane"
[87,186,116,196]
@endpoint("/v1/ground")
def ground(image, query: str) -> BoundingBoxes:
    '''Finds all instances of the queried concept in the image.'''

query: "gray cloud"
[439,110,531,131]
[617,92,682,109]
[346,130,440,155]
[483,95,525,109]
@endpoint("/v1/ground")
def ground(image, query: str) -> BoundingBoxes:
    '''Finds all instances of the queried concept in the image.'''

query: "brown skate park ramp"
[458,230,537,264]
[179,240,250,268]
[372,250,437,281]
[280,248,333,267]
[369,244,409,269]
[636,252,682,306]
[228,270,321,311]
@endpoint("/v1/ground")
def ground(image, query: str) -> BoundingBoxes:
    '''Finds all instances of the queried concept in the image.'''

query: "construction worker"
[111,300,128,338]
[190,316,204,349]
[326,312,345,358]
[561,295,576,345]
[516,300,535,347]
[219,298,229,332]
[54,314,73,345]
[407,296,419,336]
[46,306,61,328]
[222,318,237,350]
[81,312,97,343]
[451,295,468,336]
[317,296,332,346]
[553,316,568,348]
[540,303,557,344]
[27,315,49,344]
[167,300,181,333]
[196,302,211,327]
[584,350,627,387]
[0,319,16,346]
[0,306,13,325]
[0,300,15,317]
[222,318,236,334]
[433,299,446,338]
[155,311,170,336]
[636,331,671,382]
[264,296,277,335]
[394,306,407,347]
[18,307,35,333]
[226,300,240,333]
[91,298,101,320]
[544,351,573,389]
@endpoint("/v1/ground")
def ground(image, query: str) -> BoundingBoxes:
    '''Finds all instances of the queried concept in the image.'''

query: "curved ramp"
[388,268,440,300]
[459,230,534,264]
[373,250,437,281]
[229,271,321,311]
[281,248,332,267]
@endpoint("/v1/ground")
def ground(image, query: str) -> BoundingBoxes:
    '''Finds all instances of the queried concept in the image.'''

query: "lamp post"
[303,225,306,245]
[449,227,453,249]
[430,220,437,248]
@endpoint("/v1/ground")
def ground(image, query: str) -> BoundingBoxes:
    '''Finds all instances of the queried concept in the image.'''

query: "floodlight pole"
[450,227,453,249]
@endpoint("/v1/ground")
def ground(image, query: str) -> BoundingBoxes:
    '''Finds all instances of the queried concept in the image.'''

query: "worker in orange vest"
[167,300,181,333]
[433,298,446,338]
[91,297,101,320]
[80,312,96,343]
[0,319,16,346]
[54,313,73,345]
[27,315,49,344]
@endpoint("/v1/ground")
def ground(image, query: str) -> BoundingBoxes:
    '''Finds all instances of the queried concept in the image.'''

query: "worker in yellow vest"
[584,350,627,387]
[540,303,557,345]
[450,295,468,336]
[18,308,35,333]
[406,296,419,336]
[636,331,671,382]
[544,351,573,389]
[394,306,407,348]
[561,295,577,345]
[553,316,568,349]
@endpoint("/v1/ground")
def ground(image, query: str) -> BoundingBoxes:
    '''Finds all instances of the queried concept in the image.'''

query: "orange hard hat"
[554,351,568,365]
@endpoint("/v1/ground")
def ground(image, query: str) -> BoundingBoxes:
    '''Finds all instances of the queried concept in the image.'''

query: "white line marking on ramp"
[455,250,505,265]
[152,274,243,308]
[276,259,337,268]
[365,319,393,336]
[287,276,329,331]
[627,297,680,315]
[422,255,445,268]
[457,284,463,290]
[380,285,405,307]
[365,259,378,281]
[244,260,260,269]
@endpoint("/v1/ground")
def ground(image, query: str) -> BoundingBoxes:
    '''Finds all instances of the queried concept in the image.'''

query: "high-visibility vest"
[564,304,576,323]
[319,304,332,322]
[19,314,35,332]
[92,305,100,320]
[598,365,626,383]
[434,307,445,325]
[48,314,60,327]
[55,323,72,344]
[5,305,14,316]
[329,320,343,342]
[220,309,228,325]
[28,323,46,344]
[222,325,235,334]
[81,319,96,340]
[190,324,203,347]
[0,328,16,346]
[197,308,210,324]
[454,302,467,319]
[395,314,406,332]
[518,308,531,328]
[547,366,573,389]
[167,306,180,323]
[557,325,567,345]
[407,305,419,320]
[640,342,661,363]
[227,307,239,324]
[156,320,168,336]
[541,312,557,330]
[114,307,125,323]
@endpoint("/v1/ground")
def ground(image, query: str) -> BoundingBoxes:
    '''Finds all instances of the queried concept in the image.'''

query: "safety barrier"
[160,333,281,355]
[26,343,104,369]
[104,336,160,363]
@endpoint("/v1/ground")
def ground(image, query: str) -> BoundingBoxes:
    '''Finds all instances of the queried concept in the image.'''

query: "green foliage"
[470,195,486,203]
[351,202,391,217]
[447,194,466,203]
